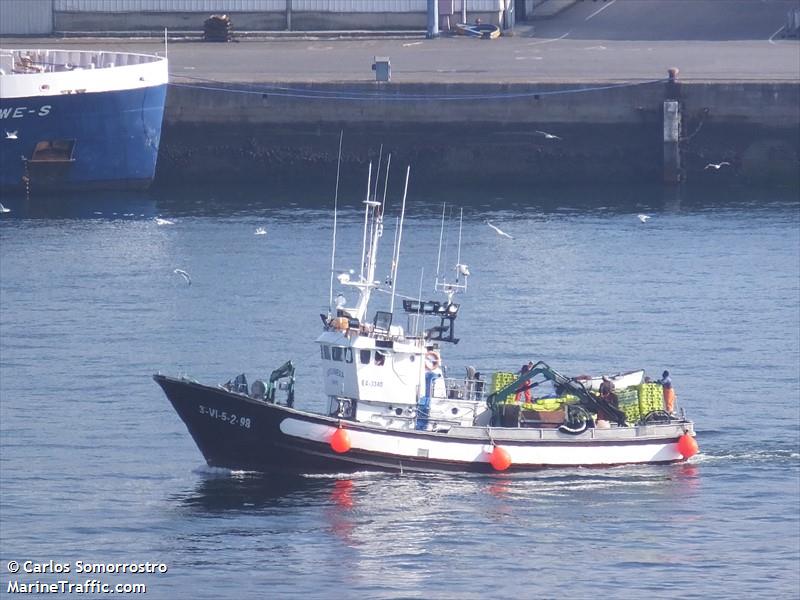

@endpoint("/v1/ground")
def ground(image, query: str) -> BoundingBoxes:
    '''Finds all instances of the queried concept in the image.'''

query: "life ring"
[424,351,440,371]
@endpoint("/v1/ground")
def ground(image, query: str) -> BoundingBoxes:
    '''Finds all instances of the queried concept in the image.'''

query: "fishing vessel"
[154,160,698,474]
[0,48,168,193]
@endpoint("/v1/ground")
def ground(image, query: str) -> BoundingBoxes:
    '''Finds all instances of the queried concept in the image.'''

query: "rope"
[168,75,668,102]
[485,426,496,446]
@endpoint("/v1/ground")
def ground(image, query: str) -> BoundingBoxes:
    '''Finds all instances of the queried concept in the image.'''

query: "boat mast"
[353,197,383,321]
[328,130,344,313]
[359,162,373,283]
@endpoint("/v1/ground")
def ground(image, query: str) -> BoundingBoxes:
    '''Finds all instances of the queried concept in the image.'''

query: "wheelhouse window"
[321,345,331,360]
[360,350,371,364]
[345,348,353,363]
[332,347,344,362]
[375,351,386,366]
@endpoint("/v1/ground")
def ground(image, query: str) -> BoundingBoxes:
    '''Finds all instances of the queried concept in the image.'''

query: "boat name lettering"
[0,105,52,119]
[360,379,383,388]
[327,368,344,378]
[198,405,252,429]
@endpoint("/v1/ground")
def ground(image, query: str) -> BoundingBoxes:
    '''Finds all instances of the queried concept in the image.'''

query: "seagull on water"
[535,130,561,140]
[0,203,10,214]
[5,131,18,140]
[255,227,267,236]
[155,217,174,225]
[173,269,191,286]
[638,214,651,223]
[486,220,514,239]
[704,161,731,170]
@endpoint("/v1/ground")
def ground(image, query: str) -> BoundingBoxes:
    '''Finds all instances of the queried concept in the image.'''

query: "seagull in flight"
[255,227,267,236]
[0,203,10,214]
[173,269,191,285]
[638,214,651,223]
[5,131,18,140]
[535,130,561,140]
[704,161,731,170]
[486,220,514,239]
[154,217,174,225]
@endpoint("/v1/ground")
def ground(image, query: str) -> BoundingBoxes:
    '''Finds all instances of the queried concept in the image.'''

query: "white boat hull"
[154,374,695,474]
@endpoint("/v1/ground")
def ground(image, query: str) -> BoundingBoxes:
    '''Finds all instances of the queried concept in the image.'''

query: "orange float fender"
[330,427,351,454]
[490,445,512,471]
[677,433,698,459]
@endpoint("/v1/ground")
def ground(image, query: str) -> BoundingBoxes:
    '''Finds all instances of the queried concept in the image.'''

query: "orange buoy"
[330,428,351,454]
[490,445,512,471]
[677,433,698,459]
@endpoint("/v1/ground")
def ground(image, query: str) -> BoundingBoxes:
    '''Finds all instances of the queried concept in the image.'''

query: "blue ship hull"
[1,84,167,193]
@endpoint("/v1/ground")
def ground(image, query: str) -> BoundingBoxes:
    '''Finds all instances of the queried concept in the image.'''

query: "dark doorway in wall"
[515,0,527,21]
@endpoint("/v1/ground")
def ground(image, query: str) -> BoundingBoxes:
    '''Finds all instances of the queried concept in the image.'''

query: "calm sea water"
[1,181,798,599]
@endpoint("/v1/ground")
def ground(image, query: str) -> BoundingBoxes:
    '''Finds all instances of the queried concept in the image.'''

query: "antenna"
[435,202,446,283]
[416,267,425,337]
[381,153,392,209]
[456,207,463,275]
[389,215,399,284]
[434,206,468,302]
[372,144,384,202]
[359,161,373,282]
[389,165,411,314]
[164,28,168,61]
[328,130,343,312]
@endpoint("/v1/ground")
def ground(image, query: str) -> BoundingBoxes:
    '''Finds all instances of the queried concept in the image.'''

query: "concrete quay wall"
[158,80,800,185]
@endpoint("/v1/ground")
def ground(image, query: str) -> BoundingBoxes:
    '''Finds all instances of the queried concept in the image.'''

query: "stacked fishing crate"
[491,371,518,426]
[637,382,664,417]
[616,386,641,424]
[491,371,517,404]
[610,383,664,425]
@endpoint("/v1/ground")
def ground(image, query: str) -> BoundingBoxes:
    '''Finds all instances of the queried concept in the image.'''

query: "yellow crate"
[615,386,641,424]
[492,371,517,404]
[524,395,580,412]
[620,402,641,425]
[616,386,639,406]
[638,383,664,415]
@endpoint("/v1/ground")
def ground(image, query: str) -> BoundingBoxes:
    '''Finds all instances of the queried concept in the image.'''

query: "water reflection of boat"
[155,162,698,475]
[179,473,329,511]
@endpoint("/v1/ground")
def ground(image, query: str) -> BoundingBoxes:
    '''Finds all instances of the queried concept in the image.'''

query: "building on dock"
[0,0,545,35]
